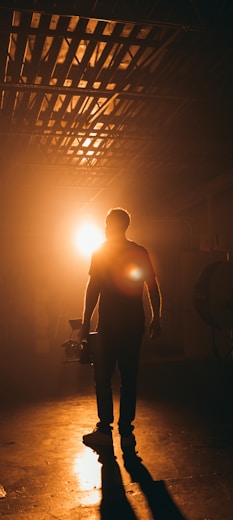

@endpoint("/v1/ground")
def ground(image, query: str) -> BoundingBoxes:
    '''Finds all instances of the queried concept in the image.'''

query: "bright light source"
[74,222,104,256]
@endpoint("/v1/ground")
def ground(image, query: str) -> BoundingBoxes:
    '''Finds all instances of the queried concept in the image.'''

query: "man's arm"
[146,275,162,339]
[81,276,100,339]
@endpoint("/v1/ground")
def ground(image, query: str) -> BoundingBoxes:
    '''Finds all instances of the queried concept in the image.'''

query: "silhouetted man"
[81,207,162,450]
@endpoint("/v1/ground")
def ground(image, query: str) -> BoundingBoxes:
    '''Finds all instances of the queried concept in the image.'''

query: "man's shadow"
[95,445,187,520]
[123,446,187,520]
[95,446,137,519]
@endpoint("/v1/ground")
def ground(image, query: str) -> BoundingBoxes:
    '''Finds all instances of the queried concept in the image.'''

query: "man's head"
[105,208,131,240]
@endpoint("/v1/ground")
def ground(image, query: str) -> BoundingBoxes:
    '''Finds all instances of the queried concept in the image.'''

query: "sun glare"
[74,222,103,256]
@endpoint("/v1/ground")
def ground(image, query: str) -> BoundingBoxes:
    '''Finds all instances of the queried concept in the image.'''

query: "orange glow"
[73,449,101,505]
[111,251,146,295]
[74,222,104,256]
[127,263,143,281]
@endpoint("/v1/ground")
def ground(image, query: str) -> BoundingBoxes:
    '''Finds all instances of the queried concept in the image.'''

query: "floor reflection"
[73,448,101,505]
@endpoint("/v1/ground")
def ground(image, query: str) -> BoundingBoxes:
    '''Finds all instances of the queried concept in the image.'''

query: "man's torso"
[90,239,154,334]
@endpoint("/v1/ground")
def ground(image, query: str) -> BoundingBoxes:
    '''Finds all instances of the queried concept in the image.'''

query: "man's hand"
[149,317,161,340]
[80,320,90,341]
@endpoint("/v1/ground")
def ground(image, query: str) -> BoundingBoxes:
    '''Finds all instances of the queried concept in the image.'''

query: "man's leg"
[117,334,142,437]
[83,334,116,447]
[93,333,116,434]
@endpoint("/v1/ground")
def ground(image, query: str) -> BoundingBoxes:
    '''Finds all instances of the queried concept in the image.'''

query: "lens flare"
[127,264,143,280]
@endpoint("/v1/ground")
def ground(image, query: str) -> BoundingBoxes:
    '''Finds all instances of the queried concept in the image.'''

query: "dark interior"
[0,3,233,519]
[1,0,233,394]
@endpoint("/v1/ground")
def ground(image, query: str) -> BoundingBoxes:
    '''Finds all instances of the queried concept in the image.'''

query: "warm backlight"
[74,222,104,256]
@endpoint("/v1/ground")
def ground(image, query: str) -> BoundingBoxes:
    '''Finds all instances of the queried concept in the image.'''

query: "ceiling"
[0,0,233,218]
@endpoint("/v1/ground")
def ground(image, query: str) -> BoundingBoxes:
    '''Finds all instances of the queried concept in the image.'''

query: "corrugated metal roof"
[0,1,232,214]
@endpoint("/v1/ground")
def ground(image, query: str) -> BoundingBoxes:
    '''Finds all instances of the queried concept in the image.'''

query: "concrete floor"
[0,354,233,519]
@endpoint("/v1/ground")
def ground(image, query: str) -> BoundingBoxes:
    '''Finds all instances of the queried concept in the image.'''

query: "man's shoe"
[120,433,136,451]
[83,428,113,448]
